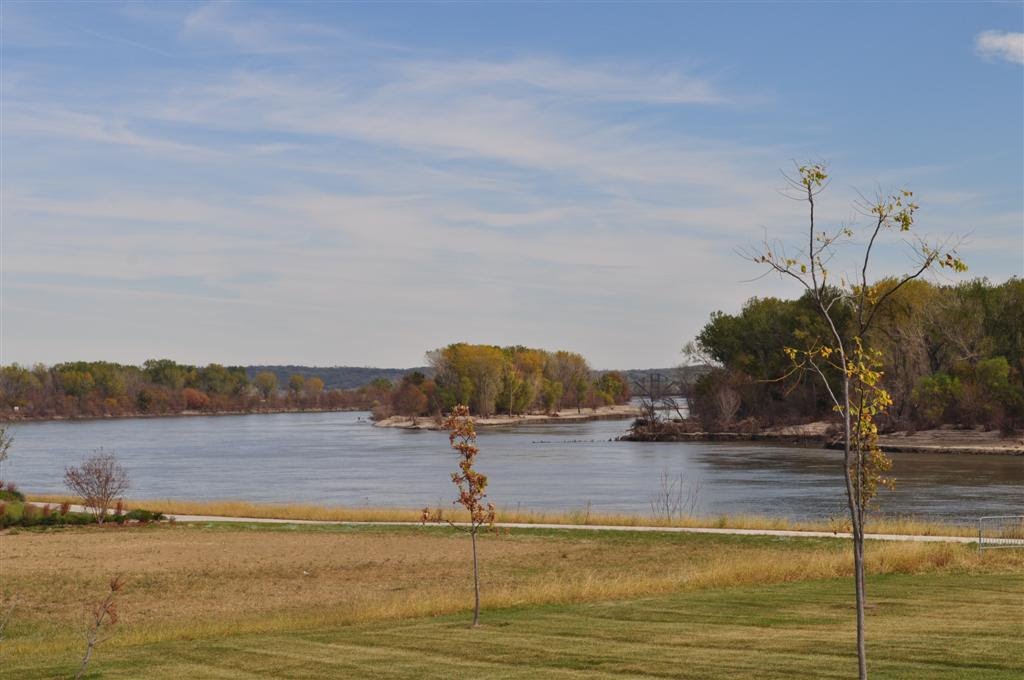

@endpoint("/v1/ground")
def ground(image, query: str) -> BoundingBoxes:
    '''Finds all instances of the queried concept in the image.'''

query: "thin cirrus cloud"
[975,30,1024,64]
[2,2,1020,367]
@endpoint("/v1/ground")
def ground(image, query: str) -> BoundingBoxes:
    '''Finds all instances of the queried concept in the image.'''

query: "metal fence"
[977,515,1024,553]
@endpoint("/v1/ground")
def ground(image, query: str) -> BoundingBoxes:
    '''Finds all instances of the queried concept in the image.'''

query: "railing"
[977,515,1024,553]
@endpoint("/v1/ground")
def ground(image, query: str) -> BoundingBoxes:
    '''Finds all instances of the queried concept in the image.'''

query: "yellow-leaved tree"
[749,164,966,680]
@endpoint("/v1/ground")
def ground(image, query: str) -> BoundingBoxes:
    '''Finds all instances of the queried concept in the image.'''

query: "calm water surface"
[4,411,1021,522]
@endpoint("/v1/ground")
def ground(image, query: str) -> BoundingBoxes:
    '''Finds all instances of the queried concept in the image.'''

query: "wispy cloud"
[2,2,1017,367]
[182,1,345,54]
[975,30,1024,64]
[396,57,724,105]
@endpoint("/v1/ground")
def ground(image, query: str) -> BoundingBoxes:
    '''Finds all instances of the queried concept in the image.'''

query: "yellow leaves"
[798,164,828,188]
[940,252,968,273]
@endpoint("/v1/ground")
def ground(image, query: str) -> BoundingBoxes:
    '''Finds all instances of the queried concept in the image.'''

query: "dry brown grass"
[28,494,983,537]
[3,521,1021,666]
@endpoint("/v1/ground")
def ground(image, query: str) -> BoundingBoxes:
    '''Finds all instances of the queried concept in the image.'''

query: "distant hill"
[603,366,711,390]
[245,364,710,391]
[245,365,432,390]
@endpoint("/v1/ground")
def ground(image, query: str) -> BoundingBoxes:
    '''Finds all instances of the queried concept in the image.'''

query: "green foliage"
[0,502,97,528]
[694,278,1023,430]
[911,373,962,427]
[143,359,188,390]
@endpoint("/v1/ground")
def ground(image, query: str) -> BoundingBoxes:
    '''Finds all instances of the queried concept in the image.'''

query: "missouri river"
[4,411,1021,522]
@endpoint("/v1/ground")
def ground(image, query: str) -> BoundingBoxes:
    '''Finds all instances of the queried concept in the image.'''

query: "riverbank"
[28,495,1004,538]
[373,404,641,430]
[623,421,1024,455]
[0,405,364,424]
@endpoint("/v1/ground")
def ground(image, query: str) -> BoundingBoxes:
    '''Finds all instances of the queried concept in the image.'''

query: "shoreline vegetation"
[1,405,365,424]
[624,420,1024,455]
[373,403,640,429]
[23,495,1014,538]
[685,277,1023,436]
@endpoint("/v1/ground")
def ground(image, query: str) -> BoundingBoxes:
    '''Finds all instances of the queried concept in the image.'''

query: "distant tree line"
[688,277,1024,432]
[0,359,389,420]
[244,365,432,391]
[373,343,631,420]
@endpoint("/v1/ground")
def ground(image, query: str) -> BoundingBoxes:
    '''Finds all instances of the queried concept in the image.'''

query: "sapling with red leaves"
[422,404,496,627]
[75,575,125,680]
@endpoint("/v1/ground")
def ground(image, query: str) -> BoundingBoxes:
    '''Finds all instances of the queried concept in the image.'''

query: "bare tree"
[713,384,741,426]
[75,575,124,680]
[747,163,965,679]
[64,450,130,525]
[650,467,701,522]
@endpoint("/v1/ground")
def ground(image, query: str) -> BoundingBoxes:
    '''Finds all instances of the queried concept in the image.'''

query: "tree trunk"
[75,638,95,680]
[840,374,868,680]
[853,520,867,680]
[471,529,481,627]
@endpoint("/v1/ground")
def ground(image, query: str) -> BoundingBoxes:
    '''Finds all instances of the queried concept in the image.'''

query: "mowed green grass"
[16,571,1024,679]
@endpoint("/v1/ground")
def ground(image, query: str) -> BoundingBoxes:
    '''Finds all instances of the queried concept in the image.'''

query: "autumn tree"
[254,372,278,400]
[423,405,496,627]
[749,163,965,679]
[392,380,428,419]
[304,377,325,398]
[288,374,305,396]
[64,450,130,525]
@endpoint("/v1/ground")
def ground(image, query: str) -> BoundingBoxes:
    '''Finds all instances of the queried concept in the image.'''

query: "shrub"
[182,387,210,410]
[64,449,130,524]
[0,488,25,502]
[123,508,165,522]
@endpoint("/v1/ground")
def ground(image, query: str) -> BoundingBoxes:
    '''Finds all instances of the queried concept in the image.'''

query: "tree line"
[0,359,391,419]
[373,343,631,420]
[688,277,1024,432]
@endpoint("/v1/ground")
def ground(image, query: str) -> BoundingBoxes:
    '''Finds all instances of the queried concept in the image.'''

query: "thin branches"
[749,162,966,680]
[75,575,124,680]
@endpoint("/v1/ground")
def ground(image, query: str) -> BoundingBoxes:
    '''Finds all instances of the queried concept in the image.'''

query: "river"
[2,411,1021,522]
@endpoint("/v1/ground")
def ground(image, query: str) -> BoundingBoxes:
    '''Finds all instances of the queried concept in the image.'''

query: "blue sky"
[2,1,1022,369]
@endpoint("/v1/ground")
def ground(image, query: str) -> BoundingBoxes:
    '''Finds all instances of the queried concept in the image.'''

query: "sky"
[2,1,1022,370]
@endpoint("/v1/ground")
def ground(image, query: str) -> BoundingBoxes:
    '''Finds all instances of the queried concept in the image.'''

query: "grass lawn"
[2,523,1021,678]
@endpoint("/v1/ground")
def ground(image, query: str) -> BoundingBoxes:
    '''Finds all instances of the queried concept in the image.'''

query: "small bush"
[0,482,25,502]
[0,489,24,502]
[123,508,165,522]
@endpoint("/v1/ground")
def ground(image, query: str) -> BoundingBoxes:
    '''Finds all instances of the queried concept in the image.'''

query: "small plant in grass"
[422,404,496,627]
[64,449,130,525]
[76,575,125,680]
[0,596,15,646]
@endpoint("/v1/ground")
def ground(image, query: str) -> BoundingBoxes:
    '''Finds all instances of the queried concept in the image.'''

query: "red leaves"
[442,404,496,531]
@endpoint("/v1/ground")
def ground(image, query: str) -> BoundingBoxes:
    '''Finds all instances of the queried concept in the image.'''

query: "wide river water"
[3,411,1021,522]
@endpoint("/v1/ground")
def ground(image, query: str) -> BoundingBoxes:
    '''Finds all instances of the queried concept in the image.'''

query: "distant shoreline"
[0,406,364,425]
[374,404,642,430]
[622,423,1024,456]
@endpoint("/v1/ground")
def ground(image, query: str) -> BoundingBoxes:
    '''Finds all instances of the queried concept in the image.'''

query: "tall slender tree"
[748,164,965,679]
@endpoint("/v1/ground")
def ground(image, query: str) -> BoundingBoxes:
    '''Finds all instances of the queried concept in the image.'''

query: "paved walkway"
[85,507,979,544]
